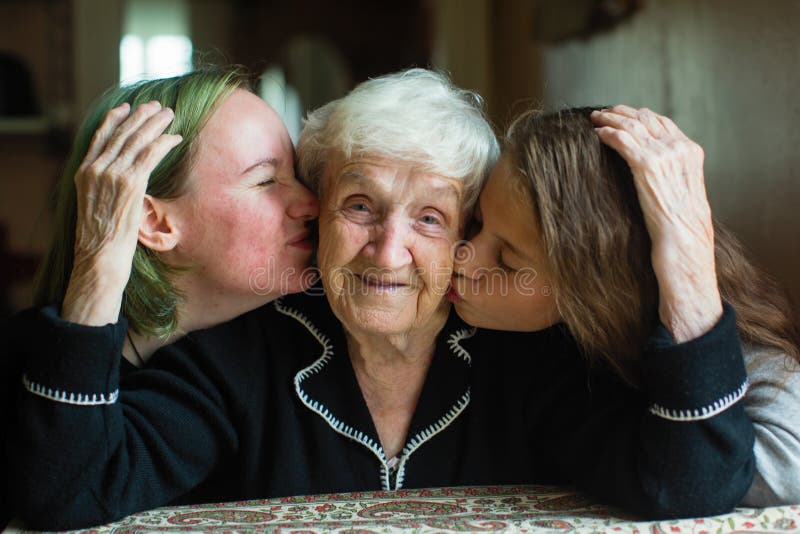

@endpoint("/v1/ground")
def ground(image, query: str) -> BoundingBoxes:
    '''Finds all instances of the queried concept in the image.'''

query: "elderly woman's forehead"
[329,158,462,193]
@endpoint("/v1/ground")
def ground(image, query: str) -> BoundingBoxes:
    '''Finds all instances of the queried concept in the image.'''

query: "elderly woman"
[2,67,318,525]
[9,70,754,530]
[452,105,800,506]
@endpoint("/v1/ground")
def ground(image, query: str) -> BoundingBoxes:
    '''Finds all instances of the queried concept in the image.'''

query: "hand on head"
[63,101,182,326]
[591,106,722,341]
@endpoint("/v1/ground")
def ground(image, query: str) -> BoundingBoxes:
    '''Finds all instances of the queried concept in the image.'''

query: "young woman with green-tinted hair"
[1,67,318,526]
[30,67,319,366]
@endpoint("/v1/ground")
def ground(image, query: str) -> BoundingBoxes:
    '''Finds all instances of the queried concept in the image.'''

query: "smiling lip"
[356,275,408,290]
[287,231,313,250]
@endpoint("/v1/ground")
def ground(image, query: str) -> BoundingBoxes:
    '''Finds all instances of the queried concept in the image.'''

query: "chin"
[452,302,482,327]
[341,308,416,336]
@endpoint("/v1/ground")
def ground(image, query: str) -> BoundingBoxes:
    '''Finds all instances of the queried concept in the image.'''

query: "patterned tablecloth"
[6,485,800,533]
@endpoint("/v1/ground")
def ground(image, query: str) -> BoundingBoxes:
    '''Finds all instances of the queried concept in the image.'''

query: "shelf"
[0,116,51,135]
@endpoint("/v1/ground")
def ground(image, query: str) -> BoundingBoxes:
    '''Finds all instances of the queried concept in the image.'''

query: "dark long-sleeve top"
[7,292,753,529]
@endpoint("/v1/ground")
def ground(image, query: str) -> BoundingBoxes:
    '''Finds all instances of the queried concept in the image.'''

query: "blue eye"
[420,214,441,225]
[348,202,369,212]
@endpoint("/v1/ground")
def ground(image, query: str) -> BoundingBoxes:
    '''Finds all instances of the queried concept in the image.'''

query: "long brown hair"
[505,107,800,386]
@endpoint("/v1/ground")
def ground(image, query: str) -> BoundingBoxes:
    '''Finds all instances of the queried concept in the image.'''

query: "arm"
[740,347,800,506]
[591,106,721,343]
[1,317,19,528]
[542,305,753,518]
[62,101,181,327]
[8,307,243,530]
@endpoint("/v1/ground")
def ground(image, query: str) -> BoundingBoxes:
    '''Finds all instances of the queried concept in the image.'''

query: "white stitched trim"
[395,390,471,489]
[276,299,476,491]
[22,374,118,406]
[275,298,390,490]
[393,327,476,489]
[648,379,749,422]
[447,327,477,364]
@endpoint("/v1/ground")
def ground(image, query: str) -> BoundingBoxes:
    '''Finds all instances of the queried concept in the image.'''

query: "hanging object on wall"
[531,0,644,44]
[0,52,40,117]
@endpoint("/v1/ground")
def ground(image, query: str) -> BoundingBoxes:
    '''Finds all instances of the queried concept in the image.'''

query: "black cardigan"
[7,292,754,529]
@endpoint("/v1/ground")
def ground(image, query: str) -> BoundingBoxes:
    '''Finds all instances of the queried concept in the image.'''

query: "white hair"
[297,68,499,212]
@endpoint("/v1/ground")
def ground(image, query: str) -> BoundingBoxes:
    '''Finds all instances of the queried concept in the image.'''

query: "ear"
[138,195,180,251]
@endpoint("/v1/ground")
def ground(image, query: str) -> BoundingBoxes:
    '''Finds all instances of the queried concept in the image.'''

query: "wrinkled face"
[170,89,319,305]
[451,156,560,331]
[318,156,464,336]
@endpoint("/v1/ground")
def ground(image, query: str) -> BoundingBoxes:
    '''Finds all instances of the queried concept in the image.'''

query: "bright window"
[119,0,192,84]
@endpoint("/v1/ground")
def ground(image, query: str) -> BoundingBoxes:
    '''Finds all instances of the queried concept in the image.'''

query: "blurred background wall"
[0,0,798,316]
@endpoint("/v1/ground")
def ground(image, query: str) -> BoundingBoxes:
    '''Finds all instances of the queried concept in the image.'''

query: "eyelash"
[497,251,515,272]
[419,213,442,226]
[258,178,276,187]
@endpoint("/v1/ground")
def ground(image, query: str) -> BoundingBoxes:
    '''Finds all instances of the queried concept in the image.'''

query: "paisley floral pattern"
[8,485,800,533]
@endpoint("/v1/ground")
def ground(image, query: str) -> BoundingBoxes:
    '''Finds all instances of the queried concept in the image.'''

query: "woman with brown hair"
[451,105,800,506]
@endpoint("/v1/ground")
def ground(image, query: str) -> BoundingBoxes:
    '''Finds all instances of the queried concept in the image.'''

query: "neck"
[122,277,273,367]
[345,307,449,459]
[346,305,448,399]
[122,330,174,367]
[176,266,280,331]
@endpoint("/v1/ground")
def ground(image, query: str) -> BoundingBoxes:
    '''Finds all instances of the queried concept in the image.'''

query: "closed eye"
[497,251,516,272]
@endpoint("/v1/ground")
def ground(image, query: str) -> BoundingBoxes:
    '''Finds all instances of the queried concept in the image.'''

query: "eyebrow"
[338,170,370,185]
[241,157,280,175]
[338,170,460,201]
[497,235,533,263]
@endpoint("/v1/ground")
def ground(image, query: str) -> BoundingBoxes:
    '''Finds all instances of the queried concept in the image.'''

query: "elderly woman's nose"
[368,220,413,269]
[286,181,319,221]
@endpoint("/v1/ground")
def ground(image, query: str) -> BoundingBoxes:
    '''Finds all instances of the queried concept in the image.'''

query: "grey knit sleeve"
[740,344,800,506]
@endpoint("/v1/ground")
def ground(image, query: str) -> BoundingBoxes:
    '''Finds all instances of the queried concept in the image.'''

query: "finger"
[89,100,165,172]
[655,114,689,140]
[594,126,645,166]
[108,107,176,172]
[607,104,639,118]
[130,134,183,187]
[590,109,653,142]
[633,107,671,138]
[79,103,131,171]
[605,105,669,139]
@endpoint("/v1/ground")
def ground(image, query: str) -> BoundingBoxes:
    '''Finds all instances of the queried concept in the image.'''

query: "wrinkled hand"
[591,105,722,342]
[62,101,182,326]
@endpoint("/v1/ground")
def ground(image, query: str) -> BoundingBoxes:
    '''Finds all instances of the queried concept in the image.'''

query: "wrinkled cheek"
[318,222,366,274]
[420,247,454,296]
[427,263,453,295]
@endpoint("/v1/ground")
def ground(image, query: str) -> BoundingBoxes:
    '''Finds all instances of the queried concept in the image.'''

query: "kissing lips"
[287,230,313,251]
[446,284,463,303]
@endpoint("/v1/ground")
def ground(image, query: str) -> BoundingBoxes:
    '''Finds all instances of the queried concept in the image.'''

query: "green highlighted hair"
[34,67,249,338]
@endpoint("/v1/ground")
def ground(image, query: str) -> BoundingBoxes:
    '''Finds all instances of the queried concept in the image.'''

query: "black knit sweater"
[6,292,753,529]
